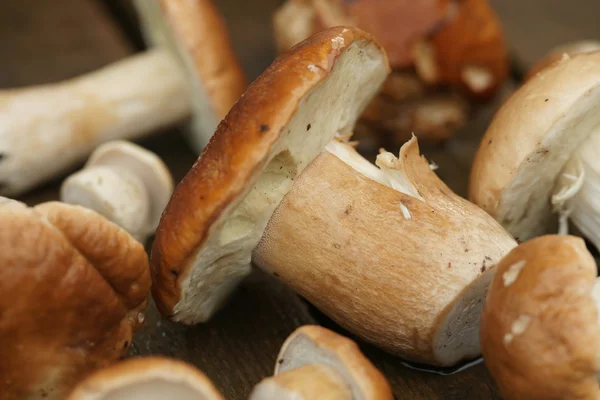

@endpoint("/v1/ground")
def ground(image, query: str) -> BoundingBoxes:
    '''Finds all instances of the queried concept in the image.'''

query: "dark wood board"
[1,0,595,399]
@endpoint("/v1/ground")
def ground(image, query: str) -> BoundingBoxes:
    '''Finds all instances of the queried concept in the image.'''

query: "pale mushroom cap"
[150,27,389,323]
[274,326,394,400]
[526,40,600,80]
[0,200,150,400]
[480,235,600,400]
[134,0,247,151]
[85,140,174,233]
[469,51,600,242]
[67,357,224,400]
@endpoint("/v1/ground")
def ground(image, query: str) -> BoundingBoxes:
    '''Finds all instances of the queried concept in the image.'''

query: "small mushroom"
[526,40,600,80]
[249,326,393,400]
[0,0,246,197]
[480,235,600,400]
[60,140,174,243]
[0,198,151,400]
[469,50,600,251]
[150,27,516,366]
[67,357,224,400]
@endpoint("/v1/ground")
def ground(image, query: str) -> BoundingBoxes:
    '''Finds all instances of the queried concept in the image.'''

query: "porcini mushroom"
[273,0,508,144]
[67,357,224,400]
[151,27,517,366]
[0,198,151,400]
[61,140,174,243]
[249,325,393,400]
[469,50,600,250]
[0,0,246,197]
[480,235,600,400]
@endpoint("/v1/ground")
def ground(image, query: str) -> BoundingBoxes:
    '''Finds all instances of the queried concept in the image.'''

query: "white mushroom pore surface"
[0,0,227,197]
[60,141,173,243]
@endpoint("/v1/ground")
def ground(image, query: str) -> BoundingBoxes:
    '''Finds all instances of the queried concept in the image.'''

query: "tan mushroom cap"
[254,137,516,365]
[480,235,600,400]
[254,325,393,400]
[526,40,600,81]
[134,0,247,151]
[150,27,390,323]
[61,140,173,241]
[469,51,600,242]
[0,199,150,400]
[67,357,224,400]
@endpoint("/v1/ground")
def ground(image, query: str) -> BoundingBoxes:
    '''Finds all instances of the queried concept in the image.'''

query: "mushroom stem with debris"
[480,235,600,400]
[249,326,393,400]
[67,357,225,400]
[150,27,516,367]
[60,140,174,243]
[0,0,246,197]
[469,50,600,252]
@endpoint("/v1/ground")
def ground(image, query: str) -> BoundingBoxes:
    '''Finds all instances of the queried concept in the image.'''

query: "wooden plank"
[489,0,600,73]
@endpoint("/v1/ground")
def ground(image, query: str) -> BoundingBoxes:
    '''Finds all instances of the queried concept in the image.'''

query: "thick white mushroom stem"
[249,364,352,400]
[0,49,190,196]
[552,129,600,250]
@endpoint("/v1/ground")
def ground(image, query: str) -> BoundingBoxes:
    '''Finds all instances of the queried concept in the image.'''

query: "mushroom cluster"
[273,0,509,147]
[0,0,246,197]
[150,26,517,367]
[66,326,393,400]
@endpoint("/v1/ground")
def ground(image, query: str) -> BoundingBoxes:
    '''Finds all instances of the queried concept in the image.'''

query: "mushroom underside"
[80,379,209,400]
[496,86,600,242]
[134,0,219,152]
[171,38,388,324]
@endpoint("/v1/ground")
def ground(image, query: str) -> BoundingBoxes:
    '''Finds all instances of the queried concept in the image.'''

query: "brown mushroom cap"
[469,51,600,242]
[150,27,390,323]
[66,357,224,400]
[480,235,600,400]
[261,325,393,400]
[134,0,247,151]
[0,199,150,400]
[254,138,516,366]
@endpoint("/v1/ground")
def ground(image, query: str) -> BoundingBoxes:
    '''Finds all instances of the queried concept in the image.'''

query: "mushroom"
[273,0,508,145]
[480,234,600,400]
[249,325,393,400]
[0,0,246,197]
[150,27,517,366]
[0,198,151,400]
[67,357,224,400]
[526,40,600,80]
[60,140,174,243]
[469,50,600,250]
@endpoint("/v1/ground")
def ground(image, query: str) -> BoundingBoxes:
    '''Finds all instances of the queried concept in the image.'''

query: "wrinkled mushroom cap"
[469,51,600,242]
[67,357,224,400]
[0,199,150,400]
[134,0,247,151]
[480,235,600,400]
[272,326,394,400]
[150,27,389,323]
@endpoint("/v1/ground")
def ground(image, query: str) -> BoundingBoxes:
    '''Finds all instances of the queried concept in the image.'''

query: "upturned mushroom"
[150,27,517,366]
[0,198,151,400]
[60,140,174,243]
[273,0,508,145]
[249,325,393,400]
[480,235,600,400]
[469,50,600,250]
[67,357,224,400]
[0,0,246,197]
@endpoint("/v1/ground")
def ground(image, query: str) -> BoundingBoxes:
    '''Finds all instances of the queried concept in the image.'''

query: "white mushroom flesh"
[552,128,600,250]
[61,166,151,242]
[0,49,190,196]
[85,380,212,400]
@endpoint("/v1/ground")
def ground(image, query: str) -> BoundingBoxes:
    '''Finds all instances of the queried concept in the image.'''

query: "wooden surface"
[2,0,598,398]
